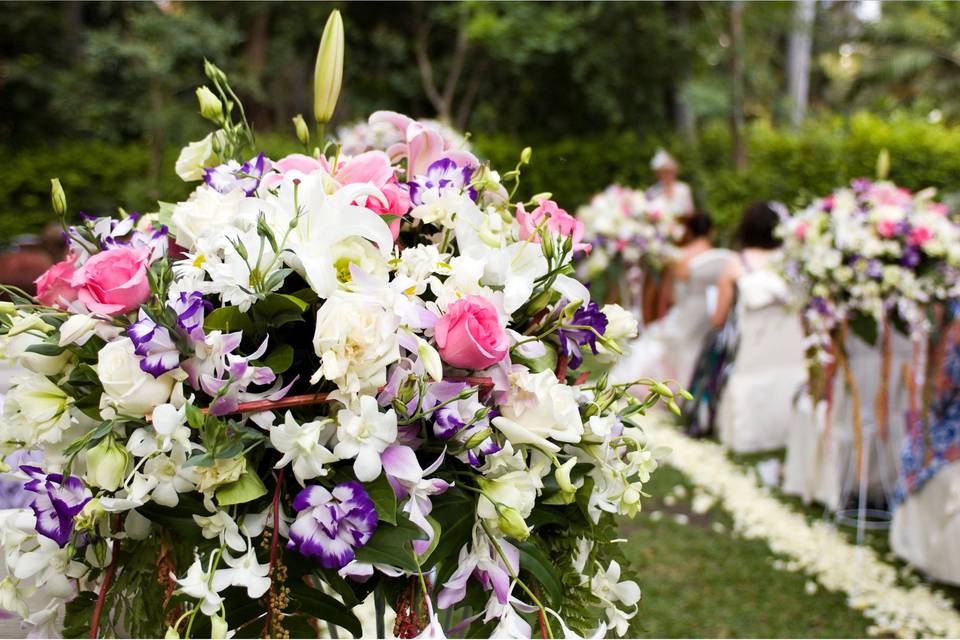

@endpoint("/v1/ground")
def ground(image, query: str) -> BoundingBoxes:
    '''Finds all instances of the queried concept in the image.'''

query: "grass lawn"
[622,466,872,638]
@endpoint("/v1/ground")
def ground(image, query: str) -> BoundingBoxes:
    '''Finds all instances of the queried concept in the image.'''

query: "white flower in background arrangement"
[0,34,682,639]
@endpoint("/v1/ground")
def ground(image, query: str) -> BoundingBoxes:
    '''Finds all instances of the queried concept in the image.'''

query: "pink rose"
[35,255,80,308]
[434,295,508,370]
[909,226,934,246]
[516,199,591,254]
[71,247,151,315]
[793,221,809,240]
[877,219,898,238]
[365,181,410,240]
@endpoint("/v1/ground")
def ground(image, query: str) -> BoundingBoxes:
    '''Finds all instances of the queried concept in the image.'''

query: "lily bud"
[51,178,67,217]
[86,435,130,492]
[196,86,223,123]
[314,9,344,126]
[495,504,530,541]
[292,114,310,146]
[876,148,890,181]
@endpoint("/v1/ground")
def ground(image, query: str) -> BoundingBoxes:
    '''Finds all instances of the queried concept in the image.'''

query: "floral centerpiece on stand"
[0,12,677,640]
[777,174,960,473]
[575,185,684,308]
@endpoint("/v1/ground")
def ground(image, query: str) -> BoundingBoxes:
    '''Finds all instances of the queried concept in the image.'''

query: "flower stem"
[89,516,122,639]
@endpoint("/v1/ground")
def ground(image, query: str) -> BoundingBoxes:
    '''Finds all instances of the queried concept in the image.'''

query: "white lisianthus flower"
[410,188,469,228]
[174,132,220,181]
[492,368,584,452]
[1,372,74,445]
[1,330,71,377]
[270,411,338,485]
[311,290,400,397]
[334,395,398,481]
[396,244,450,296]
[599,304,638,348]
[97,338,175,418]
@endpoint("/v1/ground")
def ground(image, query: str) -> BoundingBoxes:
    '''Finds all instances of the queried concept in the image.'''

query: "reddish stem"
[537,608,548,640]
[555,353,569,381]
[443,375,495,388]
[90,517,122,639]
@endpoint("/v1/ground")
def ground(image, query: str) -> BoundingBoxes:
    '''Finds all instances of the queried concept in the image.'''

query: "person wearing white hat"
[647,148,694,218]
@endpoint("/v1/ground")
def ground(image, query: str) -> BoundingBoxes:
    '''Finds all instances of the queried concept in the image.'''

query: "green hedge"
[5,113,960,243]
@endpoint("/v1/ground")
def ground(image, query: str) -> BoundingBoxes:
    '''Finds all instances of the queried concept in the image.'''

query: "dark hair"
[737,202,782,249]
[683,210,713,239]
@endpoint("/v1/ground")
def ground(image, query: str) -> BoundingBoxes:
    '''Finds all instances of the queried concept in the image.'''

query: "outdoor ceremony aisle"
[627,417,960,638]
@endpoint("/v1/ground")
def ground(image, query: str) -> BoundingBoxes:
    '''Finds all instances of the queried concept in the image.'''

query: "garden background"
[6,2,960,240]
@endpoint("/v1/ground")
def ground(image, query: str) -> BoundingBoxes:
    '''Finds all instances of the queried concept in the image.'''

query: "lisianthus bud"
[50,178,67,217]
[58,313,99,347]
[495,504,530,541]
[0,301,16,316]
[292,114,310,146]
[520,147,532,165]
[164,627,180,639]
[313,9,344,126]
[196,86,223,123]
[86,435,130,492]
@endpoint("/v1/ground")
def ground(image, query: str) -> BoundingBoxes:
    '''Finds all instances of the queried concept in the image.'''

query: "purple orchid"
[197,336,295,416]
[381,446,451,554]
[70,213,168,262]
[287,481,378,569]
[558,301,608,369]
[407,158,477,206]
[170,291,211,343]
[204,153,267,196]
[422,381,500,467]
[437,533,520,610]
[128,310,181,377]
[21,466,92,548]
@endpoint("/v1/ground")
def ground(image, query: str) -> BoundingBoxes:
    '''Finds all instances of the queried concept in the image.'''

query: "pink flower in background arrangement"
[877,219,899,238]
[909,226,934,247]
[517,199,592,254]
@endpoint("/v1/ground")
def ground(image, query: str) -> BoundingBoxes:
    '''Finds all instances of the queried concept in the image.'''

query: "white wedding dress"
[611,249,733,386]
[783,333,913,510]
[717,265,807,453]
[890,460,960,585]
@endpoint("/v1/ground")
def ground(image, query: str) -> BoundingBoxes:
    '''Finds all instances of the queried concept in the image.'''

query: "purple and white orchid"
[287,481,378,569]
[558,301,608,369]
[381,445,451,554]
[423,381,500,466]
[437,528,519,609]
[21,466,92,548]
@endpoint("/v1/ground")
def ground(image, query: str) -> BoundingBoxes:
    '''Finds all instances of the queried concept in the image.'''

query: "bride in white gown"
[612,212,733,386]
[711,203,807,453]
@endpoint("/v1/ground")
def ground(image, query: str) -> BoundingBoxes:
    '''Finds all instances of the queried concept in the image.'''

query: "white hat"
[651,148,678,171]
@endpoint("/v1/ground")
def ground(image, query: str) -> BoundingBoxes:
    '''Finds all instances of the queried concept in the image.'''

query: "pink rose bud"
[71,247,152,315]
[434,295,509,370]
[35,255,80,308]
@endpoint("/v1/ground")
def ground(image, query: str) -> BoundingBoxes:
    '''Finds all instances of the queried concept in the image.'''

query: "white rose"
[170,185,257,252]
[175,132,219,181]
[311,291,400,397]
[1,372,74,445]
[97,338,175,418]
[492,368,584,452]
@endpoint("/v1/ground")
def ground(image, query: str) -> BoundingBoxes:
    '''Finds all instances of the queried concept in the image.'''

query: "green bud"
[203,59,227,85]
[876,148,890,181]
[164,627,181,639]
[196,86,223,123]
[74,497,105,531]
[651,381,674,398]
[667,399,681,416]
[86,435,130,492]
[529,192,552,204]
[210,615,228,640]
[495,504,530,541]
[520,147,532,165]
[314,10,344,126]
[292,113,311,146]
[525,289,553,315]
[0,301,16,316]
[50,178,67,217]
[678,388,694,401]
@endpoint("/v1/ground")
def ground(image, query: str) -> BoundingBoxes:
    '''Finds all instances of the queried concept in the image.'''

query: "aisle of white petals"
[645,418,960,639]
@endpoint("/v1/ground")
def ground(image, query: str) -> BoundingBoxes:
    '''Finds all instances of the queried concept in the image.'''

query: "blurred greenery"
[5,1,960,240]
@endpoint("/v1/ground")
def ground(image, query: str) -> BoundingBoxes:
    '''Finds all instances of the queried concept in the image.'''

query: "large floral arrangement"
[0,15,675,640]
[779,178,960,355]
[575,185,683,307]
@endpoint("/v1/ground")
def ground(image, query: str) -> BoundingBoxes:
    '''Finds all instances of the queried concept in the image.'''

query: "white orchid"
[334,396,398,481]
[270,411,338,484]
[212,545,271,599]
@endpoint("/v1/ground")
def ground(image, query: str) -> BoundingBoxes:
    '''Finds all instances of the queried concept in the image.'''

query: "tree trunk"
[786,0,816,128]
[668,2,698,148]
[729,0,747,171]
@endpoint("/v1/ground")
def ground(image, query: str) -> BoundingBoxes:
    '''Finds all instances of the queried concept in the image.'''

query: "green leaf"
[287,582,362,637]
[354,515,426,573]
[62,590,97,638]
[24,342,67,356]
[256,343,294,375]
[364,473,397,526]
[422,490,475,572]
[185,403,205,430]
[204,306,254,334]
[182,452,214,468]
[216,467,268,506]
[848,311,879,346]
[515,539,564,607]
[253,293,309,329]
